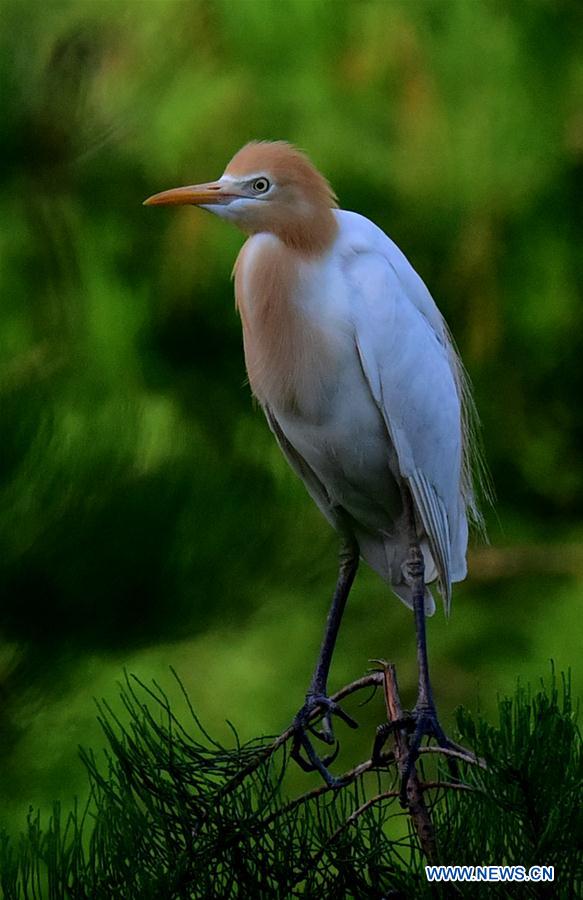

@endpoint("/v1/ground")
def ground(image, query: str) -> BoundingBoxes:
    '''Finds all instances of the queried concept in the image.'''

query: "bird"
[144,140,485,788]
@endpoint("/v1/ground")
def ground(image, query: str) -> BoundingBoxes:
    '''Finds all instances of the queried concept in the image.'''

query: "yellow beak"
[143,181,236,207]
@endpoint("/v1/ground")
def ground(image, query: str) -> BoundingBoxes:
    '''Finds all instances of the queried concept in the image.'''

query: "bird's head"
[144,141,338,254]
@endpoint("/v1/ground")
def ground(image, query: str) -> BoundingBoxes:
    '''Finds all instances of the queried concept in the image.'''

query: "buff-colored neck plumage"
[231,142,338,414]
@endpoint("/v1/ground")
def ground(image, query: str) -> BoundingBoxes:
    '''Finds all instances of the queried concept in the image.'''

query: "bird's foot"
[291,692,358,788]
[372,702,461,806]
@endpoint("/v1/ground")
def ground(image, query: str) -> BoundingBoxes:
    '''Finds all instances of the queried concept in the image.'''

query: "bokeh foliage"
[0,0,581,839]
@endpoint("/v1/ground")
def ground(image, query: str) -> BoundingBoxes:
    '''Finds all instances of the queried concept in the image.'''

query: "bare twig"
[341,788,400,825]
[421,780,477,793]
[376,661,438,862]
[418,745,487,769]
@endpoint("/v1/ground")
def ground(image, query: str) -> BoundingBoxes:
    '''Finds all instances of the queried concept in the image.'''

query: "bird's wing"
[264,406,341,532]
[342,241,466,612]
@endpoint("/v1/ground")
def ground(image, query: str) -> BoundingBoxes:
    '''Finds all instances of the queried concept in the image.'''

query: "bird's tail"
[355,530,437,616]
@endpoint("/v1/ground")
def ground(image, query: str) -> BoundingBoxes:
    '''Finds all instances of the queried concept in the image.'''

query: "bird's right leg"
[291,538,359,787]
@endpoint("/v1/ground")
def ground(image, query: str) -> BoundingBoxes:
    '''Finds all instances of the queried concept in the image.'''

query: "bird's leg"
[291,539,359,787]
[307,539,359,706]
[409,542,437,716]
[398,489,460,802]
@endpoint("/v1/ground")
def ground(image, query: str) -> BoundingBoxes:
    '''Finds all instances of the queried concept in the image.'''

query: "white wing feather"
[339,211,468,612]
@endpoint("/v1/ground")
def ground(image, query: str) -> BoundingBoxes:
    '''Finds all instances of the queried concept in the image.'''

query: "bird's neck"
[271,205,338,255]
[233,234,336,414]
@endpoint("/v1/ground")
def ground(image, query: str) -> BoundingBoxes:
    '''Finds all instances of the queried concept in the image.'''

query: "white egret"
[144,141,484,787]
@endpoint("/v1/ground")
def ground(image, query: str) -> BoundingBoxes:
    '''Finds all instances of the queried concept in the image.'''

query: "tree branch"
[376,661,438,862]
[418,745,487,769]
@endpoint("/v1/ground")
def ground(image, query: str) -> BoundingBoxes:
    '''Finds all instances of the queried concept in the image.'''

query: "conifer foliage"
[0,668,580,898]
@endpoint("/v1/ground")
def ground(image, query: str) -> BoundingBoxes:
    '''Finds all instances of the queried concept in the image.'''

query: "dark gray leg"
[400,488,457,802]
[401,487,437,713]
[308,539,359,698]
[408,542,441,716]
[291,539,360,786]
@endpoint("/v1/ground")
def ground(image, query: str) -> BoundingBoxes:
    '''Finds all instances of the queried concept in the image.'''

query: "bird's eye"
[251,177,270,194]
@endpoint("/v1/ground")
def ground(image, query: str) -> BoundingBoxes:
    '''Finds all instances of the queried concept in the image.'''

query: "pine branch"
[0,666,580,899]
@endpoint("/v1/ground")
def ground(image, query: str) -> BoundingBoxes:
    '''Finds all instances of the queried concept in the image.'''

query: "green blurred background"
[0,0,581,832]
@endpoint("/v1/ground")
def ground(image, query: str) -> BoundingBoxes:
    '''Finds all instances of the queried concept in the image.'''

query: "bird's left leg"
[369,488,459,796]
[409,539,448,738]
[291,538,359,787]
[398,494,461,802]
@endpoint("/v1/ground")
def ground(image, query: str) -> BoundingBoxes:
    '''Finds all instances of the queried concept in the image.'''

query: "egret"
[144,141,484,787]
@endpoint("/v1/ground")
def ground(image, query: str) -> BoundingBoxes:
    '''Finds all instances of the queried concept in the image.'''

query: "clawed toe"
[399,705,460,804]
[291,731,341,781]
[371,715,413,764]
[291,693,358,787]
[371,702,463,805]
